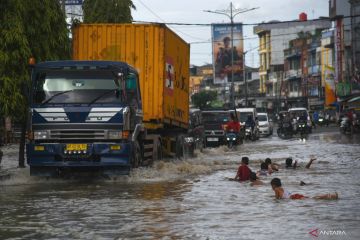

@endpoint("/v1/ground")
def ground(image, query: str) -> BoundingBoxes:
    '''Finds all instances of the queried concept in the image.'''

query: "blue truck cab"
[27,61,142,176]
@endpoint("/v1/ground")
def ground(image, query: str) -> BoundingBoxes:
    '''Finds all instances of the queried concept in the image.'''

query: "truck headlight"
[108,130,123,139]
[34,130,49,140]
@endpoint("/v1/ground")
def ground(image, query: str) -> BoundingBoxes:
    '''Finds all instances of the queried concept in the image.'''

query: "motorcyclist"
[290,112,298,132]
[298,112,307,123]
[278,112,292,134]
[225,113,241,144]
[312,111,318,128]
[226,112,241,133]
[245,114,256,135]
[346,108,354,126]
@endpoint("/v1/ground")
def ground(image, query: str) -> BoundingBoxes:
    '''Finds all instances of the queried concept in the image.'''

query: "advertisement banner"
[212,23,243,85]
[324,65,336,106]
[335,18,343,83]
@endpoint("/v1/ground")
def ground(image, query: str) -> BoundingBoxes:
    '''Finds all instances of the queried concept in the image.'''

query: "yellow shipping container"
[72,24,190,129]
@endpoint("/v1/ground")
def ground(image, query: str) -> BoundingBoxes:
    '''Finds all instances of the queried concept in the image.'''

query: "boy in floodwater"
[250,172,264,186]
[265,158,279,172]
[270,178,338,200]
[234,157,251,182]
[285,157,316,169]
[257,162,271,177]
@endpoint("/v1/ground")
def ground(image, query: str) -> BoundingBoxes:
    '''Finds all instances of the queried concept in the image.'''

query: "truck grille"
[205,130,224,136]
[50,130,106,140]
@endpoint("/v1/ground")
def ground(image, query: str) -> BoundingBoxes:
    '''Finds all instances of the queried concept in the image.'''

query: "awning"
[348,96,360,103]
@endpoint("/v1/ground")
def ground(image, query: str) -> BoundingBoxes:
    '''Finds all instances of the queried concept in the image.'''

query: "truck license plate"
[66,144,87,151]
[207,137,218,142]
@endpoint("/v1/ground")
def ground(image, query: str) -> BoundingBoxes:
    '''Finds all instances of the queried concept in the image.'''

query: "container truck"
[26,24,190,176]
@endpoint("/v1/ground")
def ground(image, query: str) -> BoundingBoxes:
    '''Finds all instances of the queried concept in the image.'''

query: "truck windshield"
[33,69,130,105]
[239,112,252,122]
[289,110,308,118]
[202,112,229,123]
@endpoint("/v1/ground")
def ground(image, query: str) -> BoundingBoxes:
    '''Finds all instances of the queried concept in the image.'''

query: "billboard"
[324,65,336,106]
[212,23,243,84]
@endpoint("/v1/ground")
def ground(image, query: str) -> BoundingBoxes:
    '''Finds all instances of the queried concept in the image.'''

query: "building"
[283,37,308,109]
[254,15,331,111]
[329,0,352,97]
[235,66,260,108]
[350,0,360,93]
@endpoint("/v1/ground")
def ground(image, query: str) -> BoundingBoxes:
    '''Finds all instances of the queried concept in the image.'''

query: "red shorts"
[290,194,306,200]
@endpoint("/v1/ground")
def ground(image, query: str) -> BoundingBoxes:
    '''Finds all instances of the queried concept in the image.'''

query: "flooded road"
[1,129,360,240]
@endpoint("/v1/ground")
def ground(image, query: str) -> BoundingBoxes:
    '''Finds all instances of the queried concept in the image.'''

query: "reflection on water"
[0,131,360,239]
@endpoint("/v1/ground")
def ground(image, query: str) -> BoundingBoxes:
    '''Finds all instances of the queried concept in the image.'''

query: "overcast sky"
[131,0,330,67]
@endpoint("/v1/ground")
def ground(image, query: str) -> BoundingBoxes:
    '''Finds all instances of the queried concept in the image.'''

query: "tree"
[0,0,70,167]
[83,0,136,23]
[191,91,218,109]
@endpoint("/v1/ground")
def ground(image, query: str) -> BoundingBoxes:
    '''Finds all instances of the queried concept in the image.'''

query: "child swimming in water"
[265,158,279,172]
[270,178,338,200]
[257,162,271,177]
[234,157,252,182]
[250,172,264,186]
[285,157,316,169]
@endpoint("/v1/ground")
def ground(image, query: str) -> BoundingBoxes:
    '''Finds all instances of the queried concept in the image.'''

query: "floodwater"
[1,129,360,240]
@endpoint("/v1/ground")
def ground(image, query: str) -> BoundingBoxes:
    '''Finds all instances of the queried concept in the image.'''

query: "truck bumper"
[205,136,225,147]
[26,142,132,176]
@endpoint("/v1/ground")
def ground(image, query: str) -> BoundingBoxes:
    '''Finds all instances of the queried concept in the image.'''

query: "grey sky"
[131,0,330,67]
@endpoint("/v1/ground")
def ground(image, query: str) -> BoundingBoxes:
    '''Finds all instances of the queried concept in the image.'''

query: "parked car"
[202,109,230,147]
[257,112,273,136]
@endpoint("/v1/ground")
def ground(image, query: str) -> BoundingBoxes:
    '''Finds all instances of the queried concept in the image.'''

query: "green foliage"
[24,0,70,61]
[0,0,70,121]
[191,91,218,109]
[83,0,136,23]
[0,0,30,119]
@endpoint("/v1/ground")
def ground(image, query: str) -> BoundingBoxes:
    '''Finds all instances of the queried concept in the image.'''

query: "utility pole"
[243,51,248,107]
[205,3,258,109]
[61,0,66,15]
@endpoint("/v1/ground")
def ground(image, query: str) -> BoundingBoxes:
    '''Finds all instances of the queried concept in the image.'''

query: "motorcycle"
[244,125,257,141]
[225,131,238,149]
[317,116,325,126]
[340,116,352,134]
[225,128,244,148]
[297,121,308,138]
[277,121,294,139]
[340,117,352,134]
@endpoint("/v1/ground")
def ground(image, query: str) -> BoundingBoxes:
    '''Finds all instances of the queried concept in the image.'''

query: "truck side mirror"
[126,75,137,90]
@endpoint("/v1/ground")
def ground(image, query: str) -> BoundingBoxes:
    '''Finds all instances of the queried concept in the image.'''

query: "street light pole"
[204,3,258,109]
[227,5,236,109]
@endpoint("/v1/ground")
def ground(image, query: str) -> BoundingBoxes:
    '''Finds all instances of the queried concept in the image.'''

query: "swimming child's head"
[250,172,257,181]
[261,162,268,170]
[242,157,249,165]
[285,158,293,168]
[265,158,272,165]
[270,178,282,189]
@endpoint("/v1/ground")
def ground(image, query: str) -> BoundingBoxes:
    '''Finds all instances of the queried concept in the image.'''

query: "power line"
[136,0,204,41]
[134,14,360,26]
